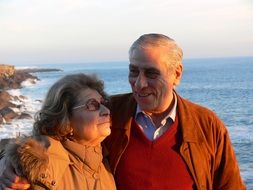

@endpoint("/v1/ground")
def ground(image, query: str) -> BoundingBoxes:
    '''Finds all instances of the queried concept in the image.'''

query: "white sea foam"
[1,78,42,140]
[15,66,39,70]
[0,97,41,140]
[21,78,38,87]
[0,120,33,139]
[7,89,24,106]
[8,89,22,97]
[10,107,21,113]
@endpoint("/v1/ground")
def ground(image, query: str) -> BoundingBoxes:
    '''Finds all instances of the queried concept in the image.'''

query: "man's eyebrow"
[129,64,159,71]
[129,64,138,69]
[145,67,160,72]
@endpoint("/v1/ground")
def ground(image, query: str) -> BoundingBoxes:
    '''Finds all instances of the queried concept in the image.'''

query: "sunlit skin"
[128,46,183,126]
[0,170,30,190]
[70,88,111,146]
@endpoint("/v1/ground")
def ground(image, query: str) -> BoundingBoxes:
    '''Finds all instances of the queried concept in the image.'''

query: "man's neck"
[145,95,176,128]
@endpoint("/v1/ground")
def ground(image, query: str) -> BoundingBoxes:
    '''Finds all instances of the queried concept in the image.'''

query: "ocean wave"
[21,78,38,87]
[1,79,42,140]
[16,66,39,70]
[0,119,33,139]
[7,89,22,97]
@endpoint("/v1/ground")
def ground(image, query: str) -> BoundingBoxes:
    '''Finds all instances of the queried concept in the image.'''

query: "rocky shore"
[0,64,62,125]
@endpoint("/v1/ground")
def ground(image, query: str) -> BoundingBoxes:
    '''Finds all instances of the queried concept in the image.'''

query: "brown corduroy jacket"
[105,92,246,190]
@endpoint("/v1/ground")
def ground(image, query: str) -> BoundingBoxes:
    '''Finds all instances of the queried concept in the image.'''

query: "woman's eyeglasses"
[72,98,110,111]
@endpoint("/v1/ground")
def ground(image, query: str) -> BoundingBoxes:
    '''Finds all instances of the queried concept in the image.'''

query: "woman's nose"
[100,104,110,117]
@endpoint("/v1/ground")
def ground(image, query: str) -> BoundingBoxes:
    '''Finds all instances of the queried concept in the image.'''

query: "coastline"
[0,65,62,143]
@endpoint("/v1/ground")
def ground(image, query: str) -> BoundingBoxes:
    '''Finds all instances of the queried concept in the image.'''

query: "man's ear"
[173,64,183,86]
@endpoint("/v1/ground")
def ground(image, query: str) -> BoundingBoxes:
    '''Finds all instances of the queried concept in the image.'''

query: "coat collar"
[176,93,204,143]
[62,140,103,172]
[111,92,204,143]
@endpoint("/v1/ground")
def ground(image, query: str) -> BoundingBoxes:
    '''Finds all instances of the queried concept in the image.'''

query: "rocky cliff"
[0,65,38,125]
[0,64,15,77]
[0,64,61,125]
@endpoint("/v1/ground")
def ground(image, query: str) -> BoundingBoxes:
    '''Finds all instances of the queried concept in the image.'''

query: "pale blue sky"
[0,0,253,65]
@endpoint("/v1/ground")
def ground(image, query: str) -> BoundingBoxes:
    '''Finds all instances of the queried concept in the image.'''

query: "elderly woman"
[0,73,116,190]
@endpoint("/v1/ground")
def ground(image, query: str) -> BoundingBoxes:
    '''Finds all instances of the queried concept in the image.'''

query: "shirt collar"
[135,92,177,122]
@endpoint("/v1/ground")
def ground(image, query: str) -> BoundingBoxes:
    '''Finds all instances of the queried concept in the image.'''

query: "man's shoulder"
[177,94,216,116]
[110,93,135,108]
[110,93,136,126]
[110,92,133,100]
[177,94,226,134]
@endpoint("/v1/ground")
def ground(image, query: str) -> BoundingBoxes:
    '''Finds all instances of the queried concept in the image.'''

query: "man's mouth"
[136,92,152,97]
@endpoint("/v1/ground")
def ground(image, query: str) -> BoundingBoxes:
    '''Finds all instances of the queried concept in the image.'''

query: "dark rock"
[0,91,16,109]
[0,90,11,101]
[19,95,27,100]
[0,114,4,124]
[13,96,21,102]
[0,101,16,110]
[18,68,62,73]
[0,107,18,122]
[16,105,22,109]
[18,113,32,120]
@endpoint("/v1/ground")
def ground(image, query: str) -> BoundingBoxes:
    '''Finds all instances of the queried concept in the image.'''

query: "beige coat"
[3,136,116,190]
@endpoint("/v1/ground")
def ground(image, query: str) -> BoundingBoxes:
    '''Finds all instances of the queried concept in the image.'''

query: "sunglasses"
[72,98,110,111]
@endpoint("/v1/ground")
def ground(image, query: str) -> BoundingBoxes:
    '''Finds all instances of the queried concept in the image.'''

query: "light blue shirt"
[135,94,177,140]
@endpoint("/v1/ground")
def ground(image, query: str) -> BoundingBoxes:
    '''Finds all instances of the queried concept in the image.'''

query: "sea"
[0,56,253,188]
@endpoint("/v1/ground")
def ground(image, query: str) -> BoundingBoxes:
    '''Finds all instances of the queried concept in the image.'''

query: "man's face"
[128,47,182,114]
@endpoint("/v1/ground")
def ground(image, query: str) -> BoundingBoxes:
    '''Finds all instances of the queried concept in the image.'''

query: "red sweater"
[115,116,195,190]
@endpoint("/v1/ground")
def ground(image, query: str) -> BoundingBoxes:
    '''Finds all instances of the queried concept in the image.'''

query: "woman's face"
[70,88,111,146]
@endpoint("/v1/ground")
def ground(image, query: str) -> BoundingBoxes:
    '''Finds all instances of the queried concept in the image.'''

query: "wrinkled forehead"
[130,47,170,67]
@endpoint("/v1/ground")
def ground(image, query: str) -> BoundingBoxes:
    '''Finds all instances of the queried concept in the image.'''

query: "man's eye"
[145,71,159,79]
[129,69,139,77]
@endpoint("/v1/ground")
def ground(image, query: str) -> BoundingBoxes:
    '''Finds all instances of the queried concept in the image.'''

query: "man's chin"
[135,97,153,106]
[138,104,154,112]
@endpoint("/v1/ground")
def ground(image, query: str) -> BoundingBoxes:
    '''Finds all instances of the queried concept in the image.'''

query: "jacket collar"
[112,92,204,143]
[111,93,136,130]
[62,140,103,172]
[176,93,204,143]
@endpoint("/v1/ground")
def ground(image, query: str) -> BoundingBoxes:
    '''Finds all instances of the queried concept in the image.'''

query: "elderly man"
[106,34,246,189]
[0,34,246,190]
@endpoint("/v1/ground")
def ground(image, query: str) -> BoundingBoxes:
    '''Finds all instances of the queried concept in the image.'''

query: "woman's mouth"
[97,120,111,126]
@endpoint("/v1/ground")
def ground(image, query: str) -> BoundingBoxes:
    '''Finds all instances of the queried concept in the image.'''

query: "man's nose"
[135,73,148,90]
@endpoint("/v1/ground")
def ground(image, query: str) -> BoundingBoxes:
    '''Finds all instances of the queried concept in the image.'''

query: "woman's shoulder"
[3,136,49,187]
[4,136,70,189]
